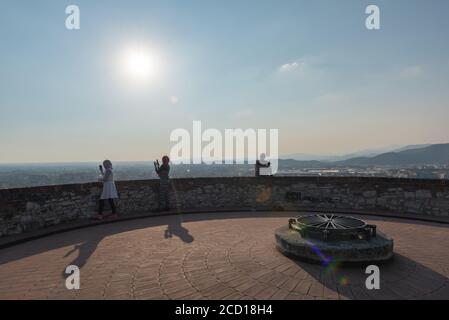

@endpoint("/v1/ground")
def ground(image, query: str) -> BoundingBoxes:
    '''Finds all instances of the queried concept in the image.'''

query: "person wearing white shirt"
[94,160,118,220]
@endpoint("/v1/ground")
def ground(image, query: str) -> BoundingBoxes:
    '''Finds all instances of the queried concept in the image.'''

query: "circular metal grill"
[295,214,366,230]
[289,214,376,241]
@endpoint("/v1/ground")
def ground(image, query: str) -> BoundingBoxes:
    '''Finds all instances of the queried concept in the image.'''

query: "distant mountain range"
[281,144,430,162]
[280,143,449,167]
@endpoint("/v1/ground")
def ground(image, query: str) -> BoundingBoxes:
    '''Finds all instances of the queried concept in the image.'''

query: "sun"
[122,47,157,81]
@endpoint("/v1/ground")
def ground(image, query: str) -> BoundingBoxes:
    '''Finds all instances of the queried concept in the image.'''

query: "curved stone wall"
[0,176,448,237]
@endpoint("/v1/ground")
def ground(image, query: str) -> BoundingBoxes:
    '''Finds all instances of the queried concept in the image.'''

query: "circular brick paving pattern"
[0,212,448,300]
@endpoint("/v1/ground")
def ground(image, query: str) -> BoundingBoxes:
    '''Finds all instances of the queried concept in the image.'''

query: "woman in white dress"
[94,160,118,220]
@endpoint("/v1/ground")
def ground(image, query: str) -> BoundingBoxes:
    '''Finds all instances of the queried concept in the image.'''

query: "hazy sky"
[1,0,449,163]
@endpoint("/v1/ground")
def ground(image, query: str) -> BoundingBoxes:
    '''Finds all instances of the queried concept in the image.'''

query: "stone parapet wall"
[0,177,448,237]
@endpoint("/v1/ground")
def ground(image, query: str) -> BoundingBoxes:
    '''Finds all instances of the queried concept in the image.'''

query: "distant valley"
[1,143,448,189]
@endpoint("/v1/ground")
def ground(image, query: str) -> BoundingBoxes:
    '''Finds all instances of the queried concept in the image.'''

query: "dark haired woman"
[155,156,170,211]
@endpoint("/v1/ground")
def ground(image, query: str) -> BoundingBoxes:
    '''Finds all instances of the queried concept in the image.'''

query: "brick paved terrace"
[0,211,448,300]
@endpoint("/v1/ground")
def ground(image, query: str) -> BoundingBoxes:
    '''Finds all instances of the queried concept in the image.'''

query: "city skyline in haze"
[1,0,449,163]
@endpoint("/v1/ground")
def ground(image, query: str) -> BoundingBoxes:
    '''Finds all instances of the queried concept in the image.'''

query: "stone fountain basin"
[275,225,394,264]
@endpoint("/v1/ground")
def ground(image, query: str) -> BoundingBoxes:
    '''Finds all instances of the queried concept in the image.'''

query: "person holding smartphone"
[94,160,118,220]
[154,155,170,211]
[255,153,271,176]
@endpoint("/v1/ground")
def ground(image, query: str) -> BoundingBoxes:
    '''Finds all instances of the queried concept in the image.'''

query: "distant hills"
[281,144,430,162]
[280,143,449,167]
[282,145,400,162]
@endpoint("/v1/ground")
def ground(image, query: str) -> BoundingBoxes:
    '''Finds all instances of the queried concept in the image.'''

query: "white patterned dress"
[100,169,118,200]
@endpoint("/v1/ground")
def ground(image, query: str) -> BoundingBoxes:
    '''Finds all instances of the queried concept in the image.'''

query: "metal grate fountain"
[276,213,394,264]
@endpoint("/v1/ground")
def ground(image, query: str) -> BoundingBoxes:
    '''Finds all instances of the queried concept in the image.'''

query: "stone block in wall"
[202,185,215,193]
[404,201,422,214]
[362,190,377,198]
[430,198,449,210]
[336,203,351,209]
[331,196,341,203]
[59,201,74,207]
[285,191,301,201]
[436,192,447,198]
[26,201,41,212]
[416,190,432,199]
[404,191,415,199]
[387,188,403,193]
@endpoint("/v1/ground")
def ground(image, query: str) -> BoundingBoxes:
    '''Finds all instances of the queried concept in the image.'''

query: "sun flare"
[121,47,157,81]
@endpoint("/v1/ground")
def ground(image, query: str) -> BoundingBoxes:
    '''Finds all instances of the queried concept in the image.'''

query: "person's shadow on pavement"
[164,216,194,243]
